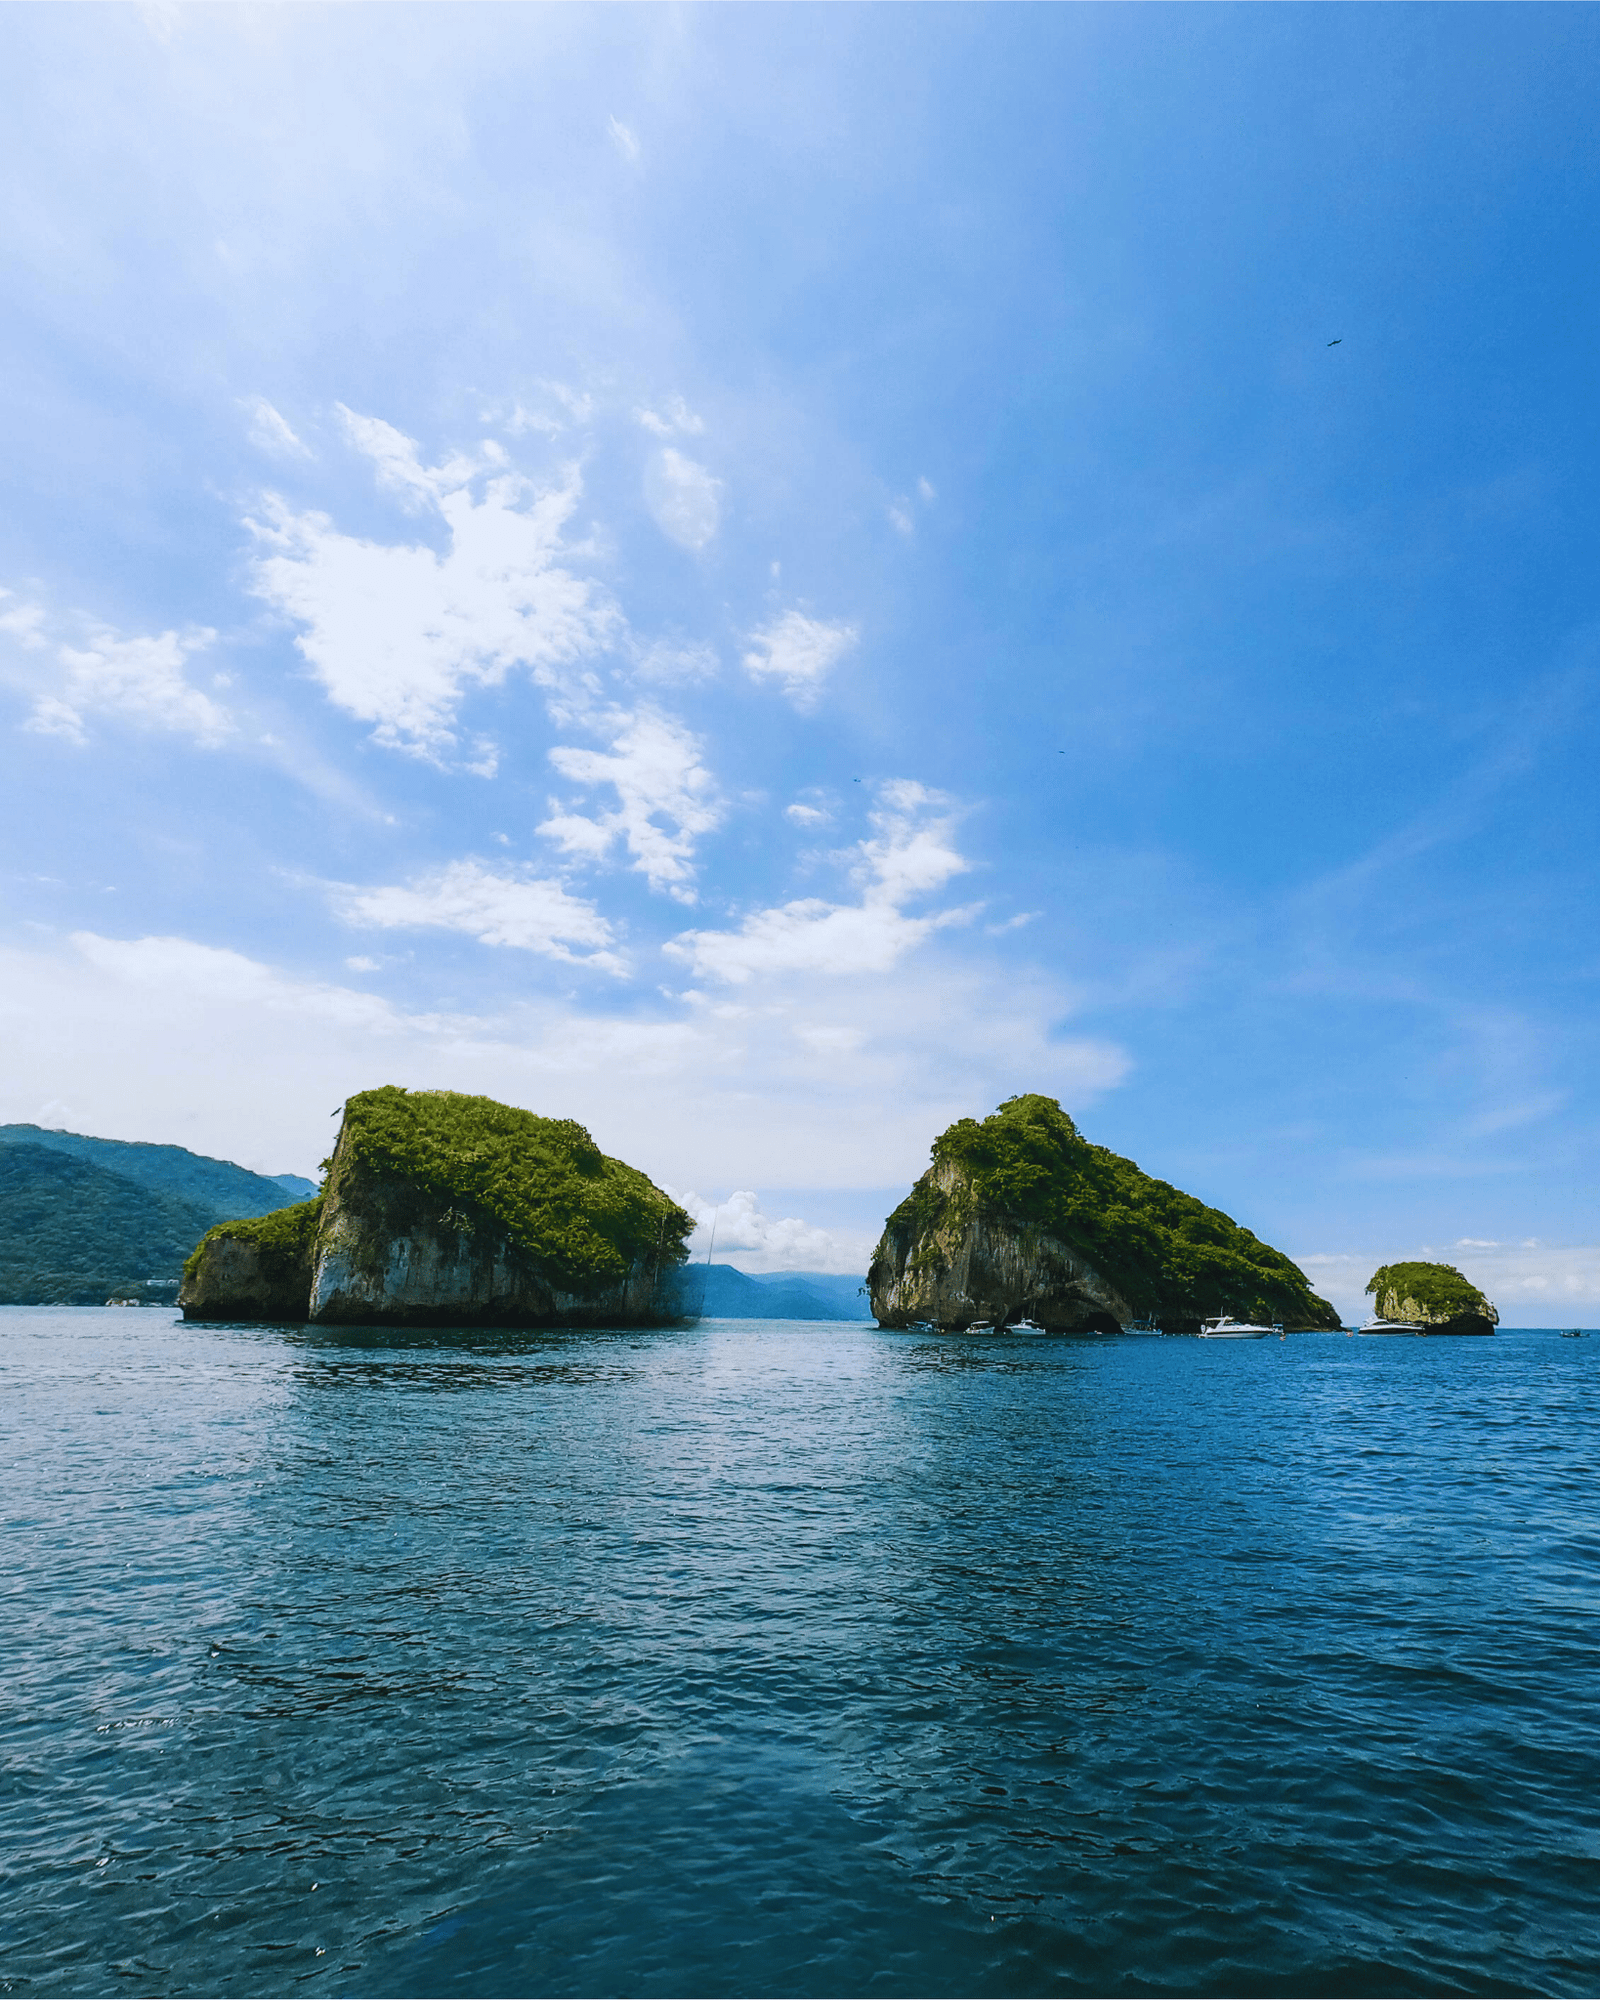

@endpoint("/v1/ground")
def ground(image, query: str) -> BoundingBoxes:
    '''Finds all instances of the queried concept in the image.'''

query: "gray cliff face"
[1378,1286,1499,1335]
[178,1232,311,1321]
[309,1165,676,1327]
[870,1159,1133,1331]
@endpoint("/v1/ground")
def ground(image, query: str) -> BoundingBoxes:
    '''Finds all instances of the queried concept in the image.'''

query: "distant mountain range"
[689,1264,872,1320]
[0,1122,871,1319]
[0,1125,314,1305]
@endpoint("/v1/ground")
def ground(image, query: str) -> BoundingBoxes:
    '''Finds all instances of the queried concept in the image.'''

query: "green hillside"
[0,1124,305,1219]
[0,1145,223,1304]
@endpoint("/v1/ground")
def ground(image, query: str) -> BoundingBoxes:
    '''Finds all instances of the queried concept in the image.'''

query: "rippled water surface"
[4,1310,1598,1997]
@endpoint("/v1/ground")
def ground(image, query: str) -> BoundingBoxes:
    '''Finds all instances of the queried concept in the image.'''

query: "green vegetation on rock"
[332,1086,693,1294]
[1365,1261,1489,1319]
[889,1093,1338,1326]
[183,1196,324,1288]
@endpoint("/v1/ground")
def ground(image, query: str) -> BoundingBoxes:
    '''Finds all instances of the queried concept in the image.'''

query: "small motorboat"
[906,1320,937,1333]
[1009,1316,1046,1333]
[1561,1328,1586,1339]
[1125,1317,1163,1336]
[964,1320,996,1334]
[1198,1315,1275,1339]
[1357,1317,1424,1336]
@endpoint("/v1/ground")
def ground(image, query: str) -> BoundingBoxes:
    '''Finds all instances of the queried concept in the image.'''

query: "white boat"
[1198,1315,1276,1339]
[964,1321,995,1334]
[1125,1317,1163,1336]
[1358,1317,1423,1336]
[1010,1317,1046,1333]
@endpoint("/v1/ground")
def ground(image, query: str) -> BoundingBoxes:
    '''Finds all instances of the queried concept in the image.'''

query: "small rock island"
[1365,1261,1498,1337]
[869,1093,1340,1332]
[180,1086,695,1326]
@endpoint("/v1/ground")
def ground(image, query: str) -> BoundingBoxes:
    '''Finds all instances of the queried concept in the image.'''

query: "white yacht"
[1198,1315,1276,1339]
[1357,1317,1423,1336]
[964,1320,996,1334]
[1010,1317,1046,1334]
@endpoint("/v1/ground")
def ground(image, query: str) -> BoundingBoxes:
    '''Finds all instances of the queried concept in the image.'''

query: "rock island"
[869,1093,1339,1332]
[1365,1261,1498,1336]
[181,1086,695,1327]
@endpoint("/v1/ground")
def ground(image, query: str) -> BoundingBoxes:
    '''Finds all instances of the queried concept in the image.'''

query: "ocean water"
[3,1311,1597,1999]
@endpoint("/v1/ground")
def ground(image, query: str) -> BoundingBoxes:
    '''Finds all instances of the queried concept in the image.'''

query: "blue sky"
[2,5,1597,1318]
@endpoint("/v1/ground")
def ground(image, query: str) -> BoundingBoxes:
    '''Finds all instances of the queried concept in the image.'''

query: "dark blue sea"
[3,1311,1597,1998]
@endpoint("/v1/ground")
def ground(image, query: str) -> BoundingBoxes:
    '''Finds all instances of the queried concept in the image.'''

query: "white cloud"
[0,930,1127,1199]
[539,707,721,900]
[634,637,719,686]
[643,447,721,551]
[671,899,958,984]
[0,590,47,651]
[607,115,640,162]
[635,396,704,438]
[667,780,972,983]
[888,502,914,536]
[918,477,937,503]
[243,396,311,459]
[664,1186,876,1275]
[504,383,595,437]
[785,794,830,827]
[249,411,616,756]
[742,609,858,711]
[333,859,623,972]
[21,623,232,746]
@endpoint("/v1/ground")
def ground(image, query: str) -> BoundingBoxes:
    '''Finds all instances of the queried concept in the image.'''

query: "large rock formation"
[869,1094,1340,1332]
[179,1199,322,1321]
[181,1087,694,1327]
[1365,1262,1498,1337]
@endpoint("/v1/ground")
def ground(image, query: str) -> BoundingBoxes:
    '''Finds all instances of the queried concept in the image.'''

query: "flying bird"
[1327,339,1342,347]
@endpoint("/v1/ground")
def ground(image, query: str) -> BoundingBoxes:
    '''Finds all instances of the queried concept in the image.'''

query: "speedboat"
[1358,1317,1423,1336]
[1125,1317,1163,1336]
[964,1320,995,1334]
[1562,1328,1586,1339]
[1198,1315,1275,1339]
[1010,1316,1046,1333]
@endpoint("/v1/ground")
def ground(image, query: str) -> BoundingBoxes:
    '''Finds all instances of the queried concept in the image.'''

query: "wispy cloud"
[503,382,595,437]
[635,396,704,439]
[742,609,858,712]
[633,636,719,686]
[249,411,616,757]
[643,447,721,551]
[7,598,233,747]
[667,779,971,982]
[333,859,624,972]
[242,396,311,460]
[607,114,640,163]
[539,706,722,900]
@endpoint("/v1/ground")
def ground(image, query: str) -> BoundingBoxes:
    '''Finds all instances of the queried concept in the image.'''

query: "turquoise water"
[3,1310,1597,1997]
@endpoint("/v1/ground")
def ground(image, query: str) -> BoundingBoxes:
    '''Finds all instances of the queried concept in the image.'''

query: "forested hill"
[0,1126,316,1305]
[0,1125,312,1214]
